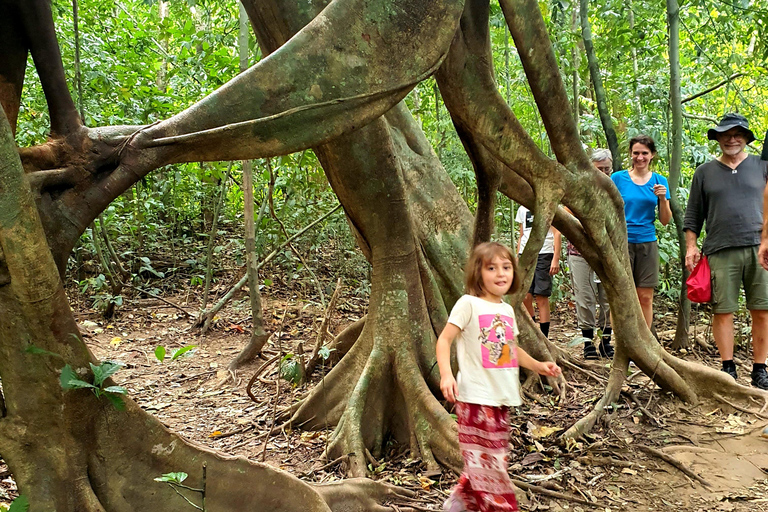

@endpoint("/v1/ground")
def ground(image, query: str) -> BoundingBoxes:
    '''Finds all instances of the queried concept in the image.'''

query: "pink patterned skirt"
[444,402,518,512]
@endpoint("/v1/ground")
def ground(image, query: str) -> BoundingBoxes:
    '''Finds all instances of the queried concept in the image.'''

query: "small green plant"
[154,345,197,362]
[279,353,303,385]
[3,495,29,512]
[155,467,206,511]
[60,361,127,410]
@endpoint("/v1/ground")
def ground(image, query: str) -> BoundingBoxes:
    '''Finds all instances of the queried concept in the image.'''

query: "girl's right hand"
[440,374,459,403]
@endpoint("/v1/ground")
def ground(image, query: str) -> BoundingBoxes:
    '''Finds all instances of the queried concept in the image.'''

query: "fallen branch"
[303,278,342,382]
[714,393,768,420]
[197,204,342,331]
[124,283,194,318]
[267,158,325,306]
[635,445,712,487]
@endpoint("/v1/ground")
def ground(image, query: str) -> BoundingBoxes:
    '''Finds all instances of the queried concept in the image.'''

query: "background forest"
[17,0,768,313]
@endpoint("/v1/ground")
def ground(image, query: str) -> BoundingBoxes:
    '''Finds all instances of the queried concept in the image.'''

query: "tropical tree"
[0,0,766,509]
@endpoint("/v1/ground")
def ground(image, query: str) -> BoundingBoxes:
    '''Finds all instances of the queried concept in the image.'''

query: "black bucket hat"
[707,113,756,143]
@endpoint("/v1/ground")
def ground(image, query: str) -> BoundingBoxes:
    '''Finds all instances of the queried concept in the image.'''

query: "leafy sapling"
[155,466,206,511]
[59,361,127,410]
[154,345,197,363]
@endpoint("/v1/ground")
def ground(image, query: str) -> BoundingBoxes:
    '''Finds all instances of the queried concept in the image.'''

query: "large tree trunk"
[0,101,418,512]
[3,2,767,507]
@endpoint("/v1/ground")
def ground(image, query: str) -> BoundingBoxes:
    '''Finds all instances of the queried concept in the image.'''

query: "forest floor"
[2,279,768,511]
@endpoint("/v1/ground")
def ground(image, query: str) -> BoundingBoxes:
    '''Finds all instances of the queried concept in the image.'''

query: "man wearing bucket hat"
[684,113,768,390]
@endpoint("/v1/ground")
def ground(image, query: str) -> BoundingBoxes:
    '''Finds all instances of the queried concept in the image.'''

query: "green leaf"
[8,495,29,512]
[60,365,96,390]
[567,336,591,347]
[103,392,126,411]
[155,346,166,362]
[25,345,63,359]
[91,361,122,387]
[171,345,197,361]
[279,358,303,385]
[318,346,332,361]
[155,472,188,484]
[104,386,128,395]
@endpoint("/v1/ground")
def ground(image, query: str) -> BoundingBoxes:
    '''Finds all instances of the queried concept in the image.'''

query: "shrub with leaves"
[60,361,127,410]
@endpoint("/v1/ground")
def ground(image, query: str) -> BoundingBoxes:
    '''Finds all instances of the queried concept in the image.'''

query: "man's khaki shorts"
[709,245,768,313]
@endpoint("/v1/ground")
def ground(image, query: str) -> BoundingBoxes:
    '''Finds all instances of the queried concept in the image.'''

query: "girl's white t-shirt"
[448,295,522,407]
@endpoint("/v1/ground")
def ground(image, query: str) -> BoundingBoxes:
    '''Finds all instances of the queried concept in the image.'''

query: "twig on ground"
[621,389,662,427]
[635,444,712,487]
[304,278,342,381]
[576,455,633,468]
[124,283,194,318]
[511,479,595,507]
[714,393,768,420]
[209,424,255,440]
[246,352,282,403]
[176,370,216,383]
[559,359,606,385]
[300,455,349,477]
[260,308,287,462]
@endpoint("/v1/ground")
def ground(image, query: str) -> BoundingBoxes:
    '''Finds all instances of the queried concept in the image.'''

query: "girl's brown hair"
[464,242,521,297]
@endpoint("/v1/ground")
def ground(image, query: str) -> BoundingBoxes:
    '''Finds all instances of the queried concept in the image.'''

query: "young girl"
[436,242,562,512]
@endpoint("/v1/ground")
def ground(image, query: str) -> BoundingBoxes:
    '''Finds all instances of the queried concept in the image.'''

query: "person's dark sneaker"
[751,367,768,390]
[584,343,599,360]
[722,366,738,381]
[598,340,615,359]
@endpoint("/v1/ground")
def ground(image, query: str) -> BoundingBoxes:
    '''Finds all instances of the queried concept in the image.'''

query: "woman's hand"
[653,183,667,199]
[440,374,459,403]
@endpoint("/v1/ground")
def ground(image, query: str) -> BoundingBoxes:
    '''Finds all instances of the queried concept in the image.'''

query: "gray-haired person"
[684,113,768,389]
[566,149,613,359]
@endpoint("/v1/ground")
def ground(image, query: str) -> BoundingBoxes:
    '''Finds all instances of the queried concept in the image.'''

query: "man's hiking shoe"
[598,340,615,359]
[584,343,599,360]
[751,367,768,390]
[722,366,738,381]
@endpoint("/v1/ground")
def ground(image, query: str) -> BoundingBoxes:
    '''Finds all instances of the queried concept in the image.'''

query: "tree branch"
[681,73,744,104]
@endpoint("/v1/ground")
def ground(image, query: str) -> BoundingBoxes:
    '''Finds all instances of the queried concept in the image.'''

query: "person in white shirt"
[516,206,561,338]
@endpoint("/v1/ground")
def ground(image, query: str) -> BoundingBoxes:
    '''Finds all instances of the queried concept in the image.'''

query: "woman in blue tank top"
[610,135,671,329]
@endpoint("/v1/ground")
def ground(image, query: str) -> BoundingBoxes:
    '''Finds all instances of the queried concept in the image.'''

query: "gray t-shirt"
[683,154,768,255]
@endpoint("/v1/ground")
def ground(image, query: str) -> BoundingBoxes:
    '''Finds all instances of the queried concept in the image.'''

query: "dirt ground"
[2,284,768,511]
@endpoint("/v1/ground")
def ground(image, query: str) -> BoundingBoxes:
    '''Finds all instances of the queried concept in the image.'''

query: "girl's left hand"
[653,184,667,199]
[538,361,562,377]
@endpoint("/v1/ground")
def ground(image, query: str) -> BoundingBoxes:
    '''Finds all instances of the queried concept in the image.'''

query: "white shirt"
[448,295,522,407]
[515,206,555,254]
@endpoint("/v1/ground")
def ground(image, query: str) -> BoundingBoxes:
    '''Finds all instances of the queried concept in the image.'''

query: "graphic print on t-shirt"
[478,313,518,368]
[523,210,534,229]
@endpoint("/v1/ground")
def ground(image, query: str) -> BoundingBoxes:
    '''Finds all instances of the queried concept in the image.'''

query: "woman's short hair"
[629,134,657,154]
[590,148,612,163]
[464,242,521,297]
